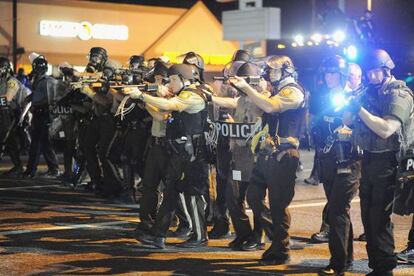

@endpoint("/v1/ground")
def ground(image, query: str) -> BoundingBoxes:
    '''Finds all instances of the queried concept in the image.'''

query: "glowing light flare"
[345,45,358,60]
[310,33,322,43]
[332,93,349,111]
[332,30,346,43]
[293,34,304,46]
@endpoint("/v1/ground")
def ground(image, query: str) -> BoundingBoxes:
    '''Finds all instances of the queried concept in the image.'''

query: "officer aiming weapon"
[213,75,261,85]
[331,84,368,112]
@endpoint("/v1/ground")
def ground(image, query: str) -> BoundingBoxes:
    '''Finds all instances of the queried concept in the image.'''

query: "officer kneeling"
[130,64,209,249]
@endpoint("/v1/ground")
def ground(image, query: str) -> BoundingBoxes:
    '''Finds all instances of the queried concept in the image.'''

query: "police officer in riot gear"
[131,64,209,249]
[113,56,152,204]
[23,54,60,178]
[208,50,252,239]
[310,55,360,276]
[349,49,414,276]
[211,61,273,251]
[231,55,305,265]
[81,54,123,197]
[85,47,107,73]
[0,57,27,176]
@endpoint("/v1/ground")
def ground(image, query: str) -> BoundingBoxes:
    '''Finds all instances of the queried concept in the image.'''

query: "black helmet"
[167,64,195,82]
[223,61,245,78]
[319,55,348,76]
[32,55,48,75]
[129,55,144,69]
[0,57,12,79]
[236,62,260,77]
[89,47,107,61]
[364,49,395,71]
[153,61,169,77]
[182,52,204,70]
[232,50,250,62]
[86,47,108,72]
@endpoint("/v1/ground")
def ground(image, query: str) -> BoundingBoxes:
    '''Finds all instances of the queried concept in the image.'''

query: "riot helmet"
[86,47,108,73]
[232,49,251,62]
[319,55,348,88]
[129,55,145,70]
[152,61,169,84]
[263,55,296,87]
[167,64,195,82]
[0,57,12,80]
[182,52,204,82]
[31,55,48,76]
[236,62,261,77]
[364,49,395,71]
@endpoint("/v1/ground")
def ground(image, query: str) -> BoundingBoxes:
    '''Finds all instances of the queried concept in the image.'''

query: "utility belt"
[167,134,203,162]
[152,136,167,147]
[258,140,297,162]
[362,150,397,161]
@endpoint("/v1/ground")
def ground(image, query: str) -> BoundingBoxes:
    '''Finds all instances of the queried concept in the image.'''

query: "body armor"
[352,82,408,152]
[263,83,306,142]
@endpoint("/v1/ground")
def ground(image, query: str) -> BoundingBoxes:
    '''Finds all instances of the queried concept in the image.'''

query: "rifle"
[112,83,159,94]
[213,75,261,85]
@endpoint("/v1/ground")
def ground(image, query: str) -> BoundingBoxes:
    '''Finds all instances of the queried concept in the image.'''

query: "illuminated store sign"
[39,20,128,40]
[163,52,233,66]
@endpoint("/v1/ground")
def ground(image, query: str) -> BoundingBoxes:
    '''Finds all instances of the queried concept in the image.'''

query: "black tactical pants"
[360,151,398,272]
[214,136,231,231]
[320,153,360,272]
[152,151,209,241]
[140,139,170,223]
[84,114,121,194]
[248,149,299,259]
[26,110,59,173]
[0,110,21,168]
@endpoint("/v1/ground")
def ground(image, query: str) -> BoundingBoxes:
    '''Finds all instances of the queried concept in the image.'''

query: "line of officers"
[0,47,413,276]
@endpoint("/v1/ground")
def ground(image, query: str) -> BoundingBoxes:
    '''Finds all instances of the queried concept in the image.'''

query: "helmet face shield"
[32,57,48,75]
[269,68,282,83]
[88,53,104,67]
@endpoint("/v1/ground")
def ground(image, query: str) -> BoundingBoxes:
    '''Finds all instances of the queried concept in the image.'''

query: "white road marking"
[0,184,61,191]
[0,221,131,236]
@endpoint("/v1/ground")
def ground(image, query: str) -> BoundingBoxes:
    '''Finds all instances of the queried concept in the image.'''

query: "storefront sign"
[39,20,128,41]
[163,52,233,66]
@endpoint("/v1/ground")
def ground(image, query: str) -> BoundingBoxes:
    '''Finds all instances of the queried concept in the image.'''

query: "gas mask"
[86,53,104,73]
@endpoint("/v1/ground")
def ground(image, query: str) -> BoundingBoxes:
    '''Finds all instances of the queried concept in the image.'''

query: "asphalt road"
[0,151,413,275]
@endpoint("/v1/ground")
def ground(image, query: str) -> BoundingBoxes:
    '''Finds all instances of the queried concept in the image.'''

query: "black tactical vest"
[263,83,306,139]
[353,81,407,152]
[166,88,207,140]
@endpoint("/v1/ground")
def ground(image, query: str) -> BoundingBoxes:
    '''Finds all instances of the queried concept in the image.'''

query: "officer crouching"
[130,64,209,249]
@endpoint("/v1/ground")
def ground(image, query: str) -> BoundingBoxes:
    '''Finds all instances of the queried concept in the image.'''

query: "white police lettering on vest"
[51,105,73,115]
[0,97,8,107]
[406,158,414,172]
[215,121,262,140]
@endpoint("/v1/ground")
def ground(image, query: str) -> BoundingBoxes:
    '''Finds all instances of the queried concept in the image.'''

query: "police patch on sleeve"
[279,87,293,97]
[7,80,17,90]
[178,91,191,100]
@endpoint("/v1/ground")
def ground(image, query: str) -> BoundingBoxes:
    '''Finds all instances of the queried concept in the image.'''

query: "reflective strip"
[179,193,192,229]
[191,196,202,241]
